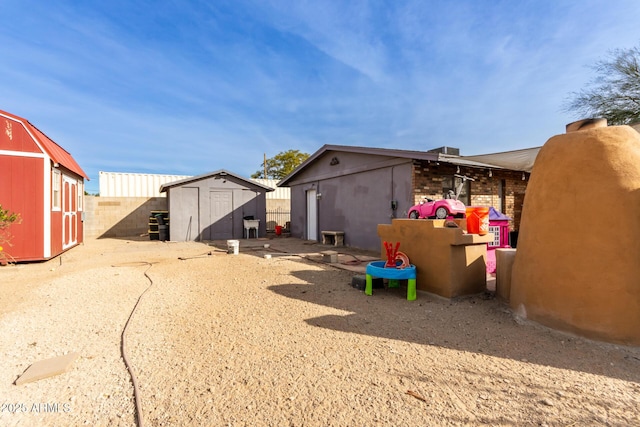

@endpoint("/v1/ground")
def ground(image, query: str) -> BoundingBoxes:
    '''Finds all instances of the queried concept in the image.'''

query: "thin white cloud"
[247,0,392,84]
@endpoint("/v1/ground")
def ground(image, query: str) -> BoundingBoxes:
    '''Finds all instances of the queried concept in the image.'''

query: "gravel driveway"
[1,237,639,426]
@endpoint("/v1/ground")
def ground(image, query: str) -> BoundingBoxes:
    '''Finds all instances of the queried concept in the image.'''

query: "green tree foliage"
[251,149,310,180]
[564,44,640,125]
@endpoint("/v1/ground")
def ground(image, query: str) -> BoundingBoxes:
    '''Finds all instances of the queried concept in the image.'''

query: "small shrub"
[0,204,21,264]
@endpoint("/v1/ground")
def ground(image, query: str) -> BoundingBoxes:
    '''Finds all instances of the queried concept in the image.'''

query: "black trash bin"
[158,224,169,241]
[151,212,169,241]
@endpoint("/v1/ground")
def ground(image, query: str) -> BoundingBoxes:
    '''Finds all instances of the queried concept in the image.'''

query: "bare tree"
[564,45,640,125]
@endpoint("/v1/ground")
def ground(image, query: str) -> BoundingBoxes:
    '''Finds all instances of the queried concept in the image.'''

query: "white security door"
[62,175,78,249]
[209,191,233,240]
[306,189,317,241]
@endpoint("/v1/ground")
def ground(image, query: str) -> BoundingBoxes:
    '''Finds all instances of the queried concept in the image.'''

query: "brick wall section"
[412,160,529,230]
[412,161,458,202]
[84,196,167,239]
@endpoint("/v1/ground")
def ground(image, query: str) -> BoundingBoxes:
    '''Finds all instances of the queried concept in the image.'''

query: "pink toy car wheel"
[435,207,448,219]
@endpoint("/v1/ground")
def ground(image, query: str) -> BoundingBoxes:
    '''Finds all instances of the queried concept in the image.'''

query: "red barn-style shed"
[0,110,89,261]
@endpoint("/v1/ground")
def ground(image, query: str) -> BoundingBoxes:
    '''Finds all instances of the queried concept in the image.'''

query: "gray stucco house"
[278,145,538,251]
[160,169,274,241]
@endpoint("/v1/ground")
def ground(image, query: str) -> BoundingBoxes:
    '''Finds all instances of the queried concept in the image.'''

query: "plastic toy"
[383,241,410,269]
[408,174,474,219]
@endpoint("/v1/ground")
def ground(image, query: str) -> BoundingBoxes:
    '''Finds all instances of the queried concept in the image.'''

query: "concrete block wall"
[84,196,167,239]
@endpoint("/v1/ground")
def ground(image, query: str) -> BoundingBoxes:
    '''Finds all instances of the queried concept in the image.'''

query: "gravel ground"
[1,237,639,426]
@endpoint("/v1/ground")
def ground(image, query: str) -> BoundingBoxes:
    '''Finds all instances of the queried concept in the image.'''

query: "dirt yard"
[0,237,639,426]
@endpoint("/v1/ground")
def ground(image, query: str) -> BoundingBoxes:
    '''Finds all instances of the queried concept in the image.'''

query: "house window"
[78,182,83,211]
[442,175,470,205]
[52,169,61,210]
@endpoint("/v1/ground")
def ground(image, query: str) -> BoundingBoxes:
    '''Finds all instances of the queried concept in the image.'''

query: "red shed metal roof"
[0,109,89,180]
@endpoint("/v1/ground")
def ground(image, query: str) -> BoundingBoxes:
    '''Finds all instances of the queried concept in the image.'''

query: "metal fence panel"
[265,208,291,230]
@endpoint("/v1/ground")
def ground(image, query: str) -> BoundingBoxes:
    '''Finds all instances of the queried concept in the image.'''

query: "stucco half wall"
[377,219,493,298]
[510,125,640,345]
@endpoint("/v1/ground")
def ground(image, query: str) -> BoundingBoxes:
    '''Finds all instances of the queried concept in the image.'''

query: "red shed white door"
[62,175,78,249]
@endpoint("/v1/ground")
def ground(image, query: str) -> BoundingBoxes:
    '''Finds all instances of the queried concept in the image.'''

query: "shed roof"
[0,109,89,180]
[159,169,275,193]
[278,144,535,187]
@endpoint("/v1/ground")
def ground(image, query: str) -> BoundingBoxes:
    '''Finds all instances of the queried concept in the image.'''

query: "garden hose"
[112,261,156,427]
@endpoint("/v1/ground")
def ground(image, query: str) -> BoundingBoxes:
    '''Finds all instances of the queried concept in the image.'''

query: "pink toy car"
[408,197,466,219]
[408,174,474,219]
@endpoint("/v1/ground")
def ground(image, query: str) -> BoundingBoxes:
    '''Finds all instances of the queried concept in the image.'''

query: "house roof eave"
[278,144,440,187]
[277,144,541,187]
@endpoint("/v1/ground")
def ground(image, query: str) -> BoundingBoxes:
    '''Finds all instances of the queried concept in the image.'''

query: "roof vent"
[427,146,460,156]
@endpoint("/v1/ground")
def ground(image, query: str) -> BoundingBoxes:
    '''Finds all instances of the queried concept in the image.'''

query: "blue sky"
[1,1,639,194]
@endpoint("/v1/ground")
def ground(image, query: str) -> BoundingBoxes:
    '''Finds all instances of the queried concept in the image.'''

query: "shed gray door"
[177,187,199,241]
[209,191,233,240]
